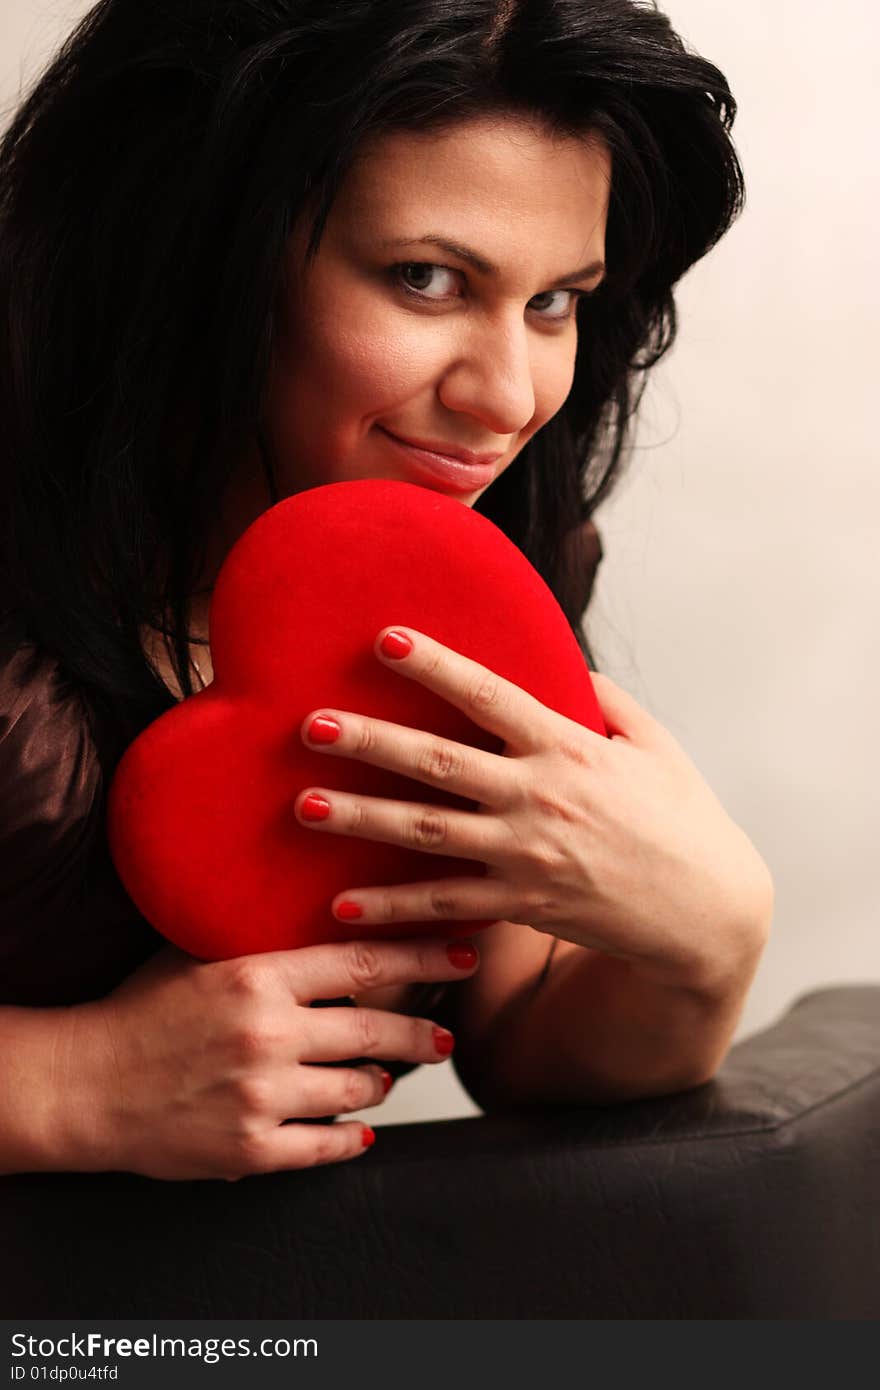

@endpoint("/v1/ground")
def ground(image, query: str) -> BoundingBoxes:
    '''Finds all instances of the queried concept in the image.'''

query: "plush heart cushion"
[107,479,607,960]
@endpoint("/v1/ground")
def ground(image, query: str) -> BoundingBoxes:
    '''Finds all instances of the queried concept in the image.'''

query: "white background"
[3,1,877,1126]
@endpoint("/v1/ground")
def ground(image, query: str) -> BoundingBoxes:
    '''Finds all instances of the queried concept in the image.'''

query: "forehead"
[328,114,611,262]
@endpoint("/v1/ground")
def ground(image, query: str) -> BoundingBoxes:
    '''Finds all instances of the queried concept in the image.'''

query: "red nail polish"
[307,716,341,744]
[380,1069,393,1095]
[361,1125,376,1148]
[380,630,413,660]
[301,793,331,821]
[432,1027,455,1057]
[336,900,363,920]
[447,942,478,969]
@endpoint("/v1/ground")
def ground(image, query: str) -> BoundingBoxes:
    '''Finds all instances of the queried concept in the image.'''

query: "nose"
[436,316,536,436]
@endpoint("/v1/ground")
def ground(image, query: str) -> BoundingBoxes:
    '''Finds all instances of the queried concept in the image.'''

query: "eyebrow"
[380,234,607,288]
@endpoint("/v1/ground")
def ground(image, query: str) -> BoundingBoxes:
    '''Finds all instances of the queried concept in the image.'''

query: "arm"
[0,1002,98,1175]
[448,908,770,1112]
[294,628,775,1111]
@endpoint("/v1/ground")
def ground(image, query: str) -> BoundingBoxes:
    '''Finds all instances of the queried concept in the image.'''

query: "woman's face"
[264,113,611,507]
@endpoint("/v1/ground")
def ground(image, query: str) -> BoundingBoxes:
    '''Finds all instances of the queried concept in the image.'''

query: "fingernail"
[447,941,478,969]
[307,716,341,744]
[432,1027,455,1057]
[380,630,413,660]
[361,1124,376,1148]
[301,793,331,821]
[336,900,363,920]
[379,1069,393,1095]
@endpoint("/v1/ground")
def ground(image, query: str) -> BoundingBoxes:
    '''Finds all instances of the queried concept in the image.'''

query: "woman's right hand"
[64,936,479,1182]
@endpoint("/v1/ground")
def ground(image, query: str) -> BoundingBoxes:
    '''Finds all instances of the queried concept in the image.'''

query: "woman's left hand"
[295,626,773,991]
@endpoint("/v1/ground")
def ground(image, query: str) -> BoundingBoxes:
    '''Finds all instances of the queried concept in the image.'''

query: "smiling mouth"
[376,426,504,468]
[375,425,502,496]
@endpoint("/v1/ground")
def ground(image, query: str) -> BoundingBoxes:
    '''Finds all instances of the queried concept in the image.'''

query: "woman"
[0,0,772,1182]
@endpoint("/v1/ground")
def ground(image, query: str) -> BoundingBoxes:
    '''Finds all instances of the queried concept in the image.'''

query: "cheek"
[531,341,579,431]
[318,323,434,414]
[278,284,443,422]
[264,288,451,489]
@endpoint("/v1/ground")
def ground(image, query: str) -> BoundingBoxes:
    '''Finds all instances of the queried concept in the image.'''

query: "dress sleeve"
[0,642,101,927]
[0,641,164,1007]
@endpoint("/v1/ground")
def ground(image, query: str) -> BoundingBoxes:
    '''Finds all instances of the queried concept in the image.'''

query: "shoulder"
[0,631,98,775]
[0,632,102,889]
[0,631,169,1004]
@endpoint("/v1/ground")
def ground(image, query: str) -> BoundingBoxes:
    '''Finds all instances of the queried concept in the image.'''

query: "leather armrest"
[2,986,878,1318]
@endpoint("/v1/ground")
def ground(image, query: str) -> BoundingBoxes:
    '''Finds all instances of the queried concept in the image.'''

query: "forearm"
[0,1003,102,1175]
[465,922,769,1111]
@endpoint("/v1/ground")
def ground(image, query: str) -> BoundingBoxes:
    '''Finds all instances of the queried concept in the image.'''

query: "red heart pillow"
[107,479,607,960]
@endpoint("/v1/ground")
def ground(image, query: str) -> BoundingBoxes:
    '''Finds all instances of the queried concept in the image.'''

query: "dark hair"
[0,0,744,759]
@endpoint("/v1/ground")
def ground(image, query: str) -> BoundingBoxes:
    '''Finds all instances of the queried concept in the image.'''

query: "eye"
[394,262,461,300]
[528,289,585,321]
[391,262,590,321]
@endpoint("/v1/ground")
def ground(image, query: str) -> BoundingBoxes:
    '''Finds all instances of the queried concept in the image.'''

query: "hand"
[65,935,478,1182]
[296,626,773,993]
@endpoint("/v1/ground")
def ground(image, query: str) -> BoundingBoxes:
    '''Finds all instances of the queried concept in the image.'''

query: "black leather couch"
[2,985,878,1319]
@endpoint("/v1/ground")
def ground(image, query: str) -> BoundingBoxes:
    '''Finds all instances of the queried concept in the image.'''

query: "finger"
[302,709,520,809]
[275,935,480,1005]
[374,625,555,754]
[294,785,507,861]
[296,1002,456,1066]
[286,1064,391,1118]
[329,876,515,928]
[237,1120,376,1176]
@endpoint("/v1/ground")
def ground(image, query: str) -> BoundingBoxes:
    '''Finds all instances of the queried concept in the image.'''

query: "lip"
[380,429,504,467]
[376,426,503,496]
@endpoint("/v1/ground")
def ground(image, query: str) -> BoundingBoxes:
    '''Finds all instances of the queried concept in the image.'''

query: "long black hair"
[0,0,744,760]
